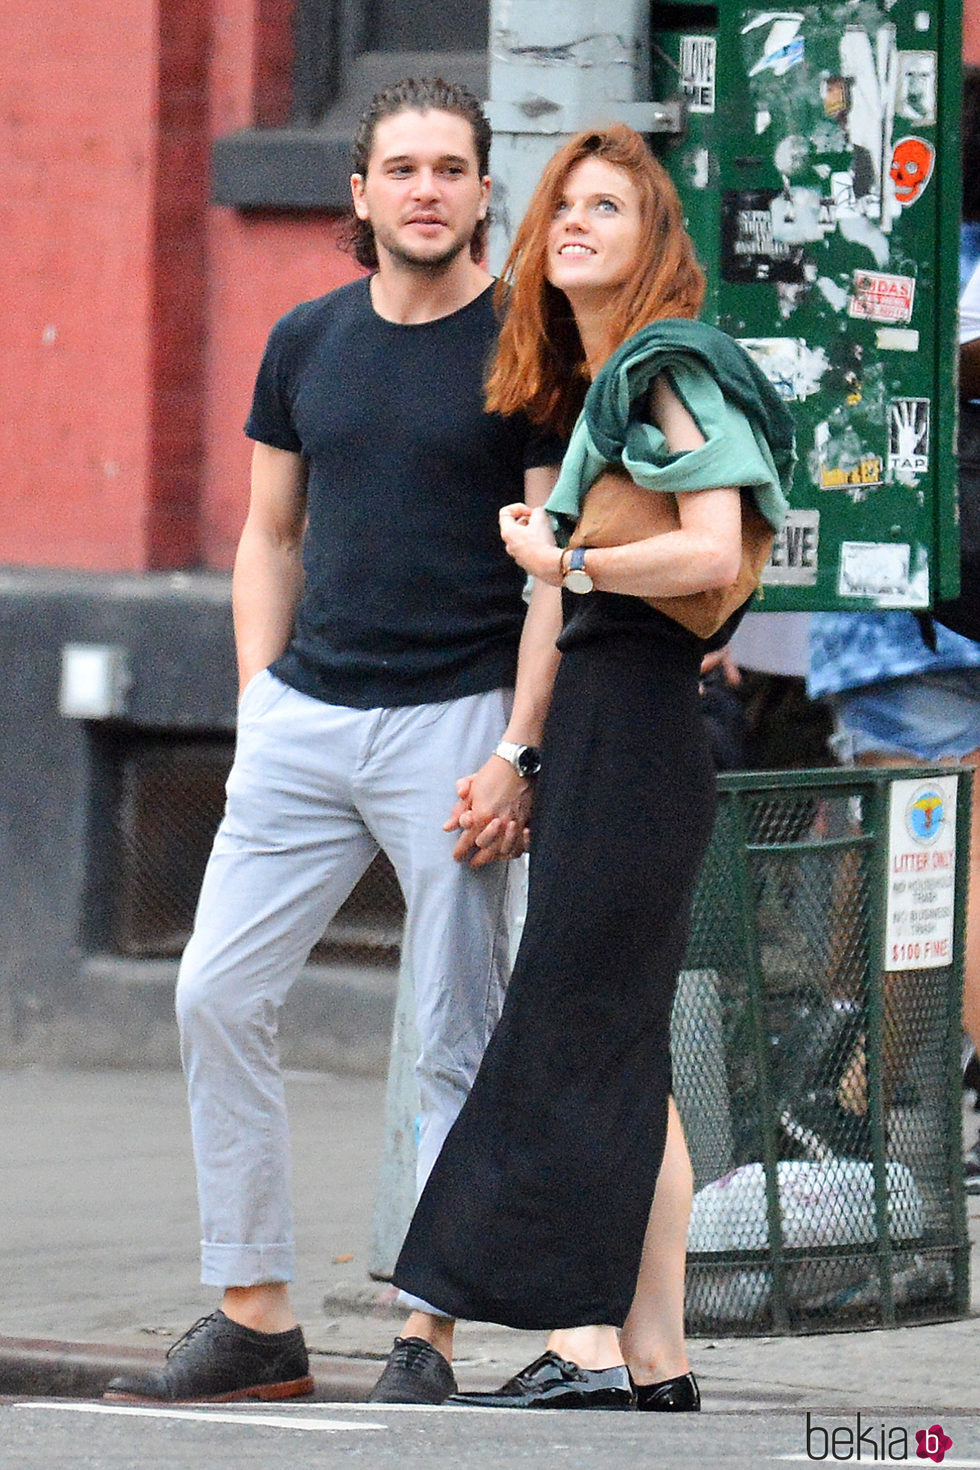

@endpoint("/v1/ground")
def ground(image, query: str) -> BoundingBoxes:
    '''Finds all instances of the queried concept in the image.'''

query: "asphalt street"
[5,1401,980,1470]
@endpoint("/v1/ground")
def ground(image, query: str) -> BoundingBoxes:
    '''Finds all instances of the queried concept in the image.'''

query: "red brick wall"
[202,213,359,567]
[0,0,358,572]
[147,0,212,568]
[0,2,159,568]
[202,0,361,568]
[966,0,980,65]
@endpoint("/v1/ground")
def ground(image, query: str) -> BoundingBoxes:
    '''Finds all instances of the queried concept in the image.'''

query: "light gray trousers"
[176,669,514,1288]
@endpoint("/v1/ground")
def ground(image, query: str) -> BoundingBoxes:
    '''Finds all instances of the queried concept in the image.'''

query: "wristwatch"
[494,740,542,778]
[561,546,594,594]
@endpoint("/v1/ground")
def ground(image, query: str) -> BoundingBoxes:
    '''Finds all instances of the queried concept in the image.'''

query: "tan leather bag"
[568,468,774,639]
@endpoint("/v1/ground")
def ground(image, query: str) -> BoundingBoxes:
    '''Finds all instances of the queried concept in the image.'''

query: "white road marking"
[328,1402,517,1412]
[13,1401,386,1432]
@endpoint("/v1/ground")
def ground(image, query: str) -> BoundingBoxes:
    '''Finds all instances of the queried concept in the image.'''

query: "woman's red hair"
[486,124,706,436]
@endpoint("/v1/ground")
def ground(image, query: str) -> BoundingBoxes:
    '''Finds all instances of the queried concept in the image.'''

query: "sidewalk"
[1,1066,978,1412]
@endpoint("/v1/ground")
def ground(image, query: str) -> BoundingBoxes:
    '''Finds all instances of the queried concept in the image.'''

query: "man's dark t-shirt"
[245,277,561,709]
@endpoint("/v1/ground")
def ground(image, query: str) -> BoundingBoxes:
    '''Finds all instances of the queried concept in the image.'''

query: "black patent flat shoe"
[450,1351,635,1409]
[632,1370,701,1412]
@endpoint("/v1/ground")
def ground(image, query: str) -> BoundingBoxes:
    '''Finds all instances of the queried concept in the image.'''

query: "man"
[104,77,561,1406]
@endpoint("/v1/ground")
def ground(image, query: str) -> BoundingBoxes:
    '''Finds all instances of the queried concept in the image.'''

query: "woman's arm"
[447,463,563,866]
[499,374,743,596]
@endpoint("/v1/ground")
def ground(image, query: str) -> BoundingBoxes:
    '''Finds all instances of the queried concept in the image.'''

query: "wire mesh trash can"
[673,766,971,1335]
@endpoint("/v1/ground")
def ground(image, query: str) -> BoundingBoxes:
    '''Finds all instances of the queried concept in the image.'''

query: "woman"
[371,125,793,1409]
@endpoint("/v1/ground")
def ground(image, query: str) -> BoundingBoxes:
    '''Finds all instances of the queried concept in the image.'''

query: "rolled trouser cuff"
[200,1240,295,1288]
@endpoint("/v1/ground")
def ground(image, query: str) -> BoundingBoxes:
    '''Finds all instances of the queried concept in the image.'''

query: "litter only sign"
[885,775,958,971]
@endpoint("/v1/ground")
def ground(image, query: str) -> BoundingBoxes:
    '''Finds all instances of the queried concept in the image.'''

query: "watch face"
[516,746,542,777]
[563,568,594,594]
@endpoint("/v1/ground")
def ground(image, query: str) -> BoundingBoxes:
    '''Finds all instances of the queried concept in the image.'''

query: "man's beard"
[373,224,472,273]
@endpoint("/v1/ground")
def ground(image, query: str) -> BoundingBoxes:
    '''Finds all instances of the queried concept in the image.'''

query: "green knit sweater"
[546,319,795,546]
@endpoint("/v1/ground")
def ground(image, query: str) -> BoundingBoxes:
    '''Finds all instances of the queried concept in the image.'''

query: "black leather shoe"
[633,1371,701,1412]
[103,1310,314,1403]
[368,1337,457,1404]
[450,1351,635,1409]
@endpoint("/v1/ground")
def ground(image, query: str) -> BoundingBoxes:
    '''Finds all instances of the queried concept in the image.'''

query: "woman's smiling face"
[545,156,644,305]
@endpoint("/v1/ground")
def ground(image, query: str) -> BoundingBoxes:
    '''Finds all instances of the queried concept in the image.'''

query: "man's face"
[350,109,490,271]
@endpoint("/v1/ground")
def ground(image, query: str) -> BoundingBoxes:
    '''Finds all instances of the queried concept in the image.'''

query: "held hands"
[444,756,533,867]
[699,645,741,688]
[499,504,564,585]
[447,503,555,864]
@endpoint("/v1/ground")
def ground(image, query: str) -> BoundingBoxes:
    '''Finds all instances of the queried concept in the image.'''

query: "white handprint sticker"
[888,397,930,485]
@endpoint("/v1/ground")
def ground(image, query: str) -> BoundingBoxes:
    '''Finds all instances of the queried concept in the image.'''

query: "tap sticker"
[680,35,716,114]
[896,51,937,125]
[889,136,935,206]
[762,508,820,586]
[721,190,809,284]
[848,270,915,324]
[888,398,930,483]
[738,338,829,401]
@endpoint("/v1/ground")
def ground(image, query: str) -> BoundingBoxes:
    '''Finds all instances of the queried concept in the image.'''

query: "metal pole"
[369,963,421,1279]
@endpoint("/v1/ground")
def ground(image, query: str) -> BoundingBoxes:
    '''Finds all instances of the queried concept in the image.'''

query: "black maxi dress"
[392,590,719,1330]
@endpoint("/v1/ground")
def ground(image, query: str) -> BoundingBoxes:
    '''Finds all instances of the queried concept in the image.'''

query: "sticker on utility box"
[738,338,828,402]
[890,136,935,207]
[888,397,930,484]
[818,455,884,492]
[721,191,810,283]
[762,508,819,586]
[885,775,958,971]
[847,271,916,324]
[680,35,716,113]
[896,51,937,125]
[838,542,911,598]
[876,327,920,352]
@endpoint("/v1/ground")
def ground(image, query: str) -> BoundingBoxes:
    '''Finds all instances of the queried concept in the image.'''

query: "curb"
[0,1336,377,1402]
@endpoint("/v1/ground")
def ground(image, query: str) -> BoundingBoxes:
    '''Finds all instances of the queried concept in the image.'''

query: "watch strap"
[494,740,541,777]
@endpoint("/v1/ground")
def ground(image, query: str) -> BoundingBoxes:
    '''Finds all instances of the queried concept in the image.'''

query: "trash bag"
[685,1158,923,1322]
[688,1158,922,1251]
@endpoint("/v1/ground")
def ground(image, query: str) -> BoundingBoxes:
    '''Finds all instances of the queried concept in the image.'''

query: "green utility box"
[673,766,971,1334]
[651,2,962,612]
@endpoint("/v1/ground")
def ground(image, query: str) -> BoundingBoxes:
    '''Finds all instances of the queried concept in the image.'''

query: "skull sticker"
[889,136,935,206]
